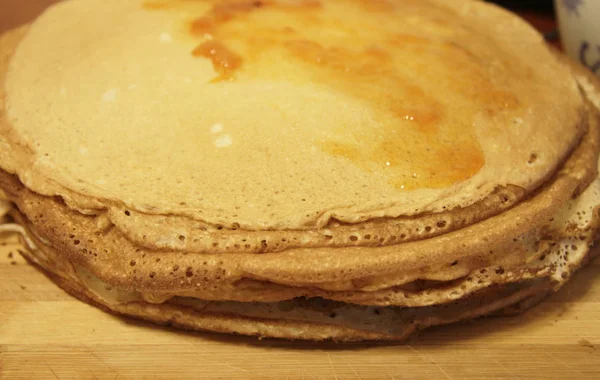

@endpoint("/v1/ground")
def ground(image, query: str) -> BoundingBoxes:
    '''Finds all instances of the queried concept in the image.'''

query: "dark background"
[0,1,559,37]
[489,0,554,11]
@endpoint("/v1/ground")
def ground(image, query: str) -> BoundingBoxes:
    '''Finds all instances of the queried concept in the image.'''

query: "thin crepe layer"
[7,152,599,308]
[14,234,553,341]
[0,104,597,298]
[0,0,586,233]
[0,24,552,257]
[0,1,599,342]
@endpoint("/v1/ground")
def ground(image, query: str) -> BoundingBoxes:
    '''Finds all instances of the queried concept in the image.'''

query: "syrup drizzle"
[141,0,525,189]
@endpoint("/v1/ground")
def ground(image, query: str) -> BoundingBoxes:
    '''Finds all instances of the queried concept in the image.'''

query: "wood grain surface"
[2,2,598,379]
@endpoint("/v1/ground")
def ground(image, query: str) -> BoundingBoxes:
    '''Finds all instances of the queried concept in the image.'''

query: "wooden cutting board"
[1,233,600,379]
[1,2,599,379]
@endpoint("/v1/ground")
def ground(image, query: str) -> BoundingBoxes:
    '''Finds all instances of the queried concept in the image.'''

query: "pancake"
[1,108,597,298]
[4,128,599,308]
[0,0,585,234]
[2,0,600,342]
[12,226,554,341]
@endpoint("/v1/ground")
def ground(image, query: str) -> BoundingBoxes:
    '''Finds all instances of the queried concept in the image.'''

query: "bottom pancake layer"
[15,236,554,341]
[4,185,598,342]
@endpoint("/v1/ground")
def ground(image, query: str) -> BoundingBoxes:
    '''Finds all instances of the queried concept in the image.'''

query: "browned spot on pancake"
[184,0,321,36]
[189,16,216,36]
[148,0,320,80]
[189,1,267,36]
[192,40,242,81]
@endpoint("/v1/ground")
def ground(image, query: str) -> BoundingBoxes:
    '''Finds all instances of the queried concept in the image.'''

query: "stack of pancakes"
[1,0,600,341]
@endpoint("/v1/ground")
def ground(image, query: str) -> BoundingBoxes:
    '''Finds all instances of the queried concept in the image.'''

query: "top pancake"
[0,0,586,230]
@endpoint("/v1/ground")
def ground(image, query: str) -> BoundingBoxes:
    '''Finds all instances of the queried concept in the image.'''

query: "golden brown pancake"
[2,109,597,299]
[1,0,600,341]
[0,0,586,232]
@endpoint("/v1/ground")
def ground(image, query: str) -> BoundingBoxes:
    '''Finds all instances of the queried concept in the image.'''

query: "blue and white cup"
[555,0,600,76]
